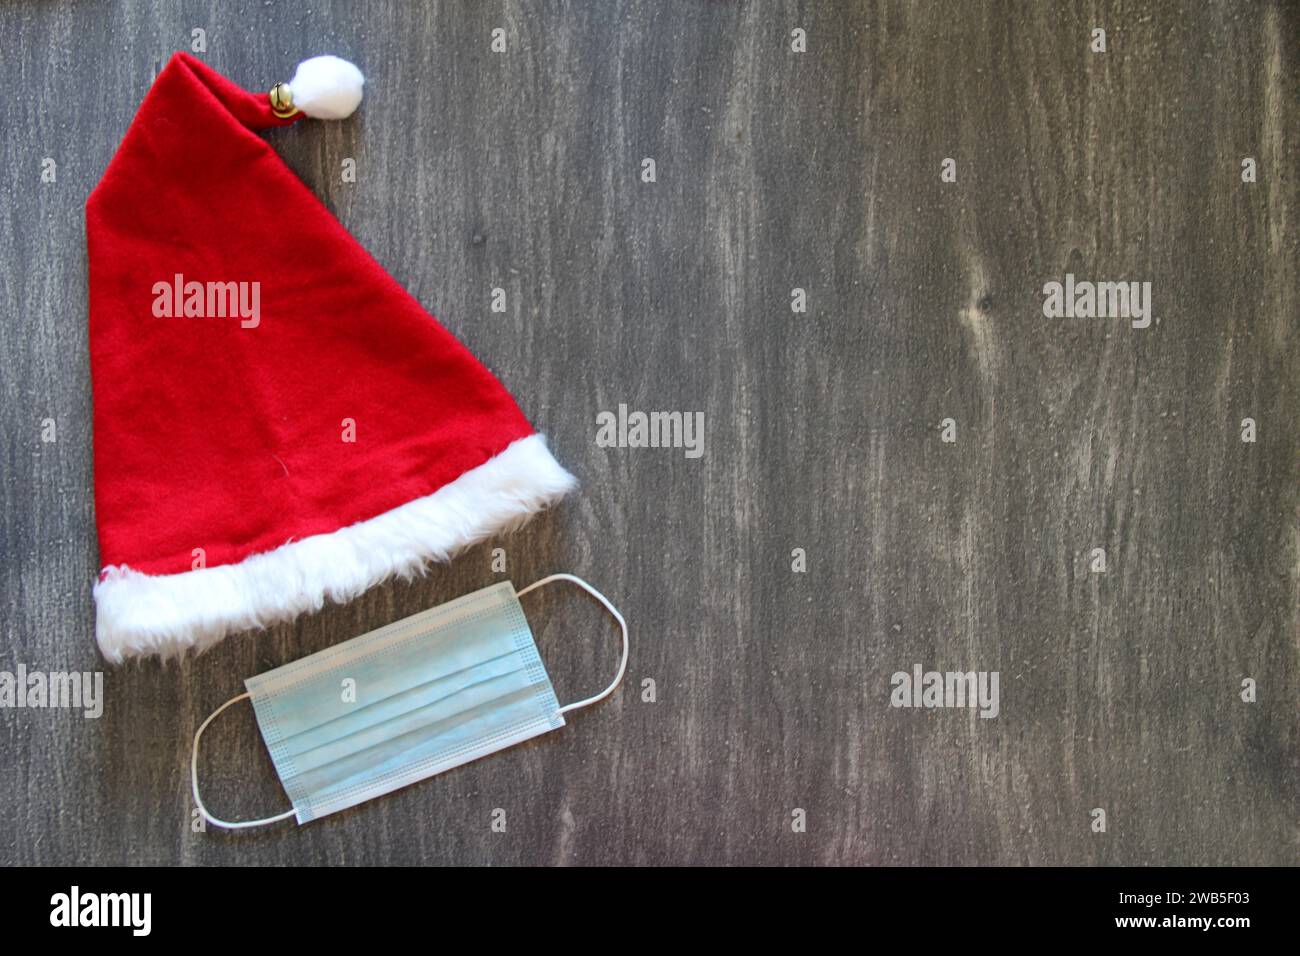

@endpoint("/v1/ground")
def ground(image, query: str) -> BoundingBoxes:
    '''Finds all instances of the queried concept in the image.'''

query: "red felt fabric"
[87,52,535,577]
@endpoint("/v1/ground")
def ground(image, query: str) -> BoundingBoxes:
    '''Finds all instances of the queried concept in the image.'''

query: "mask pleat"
[284,682,548,799]
[282,657,536,768]
[274,649,525,753]
[257,612,521,741]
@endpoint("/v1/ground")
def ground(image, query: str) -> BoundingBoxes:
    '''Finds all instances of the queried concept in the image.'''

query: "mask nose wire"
[515,573,629,715]
[191,691,297,830]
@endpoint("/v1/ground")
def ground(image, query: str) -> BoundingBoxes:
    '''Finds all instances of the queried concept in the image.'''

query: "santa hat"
[87,52,576,662]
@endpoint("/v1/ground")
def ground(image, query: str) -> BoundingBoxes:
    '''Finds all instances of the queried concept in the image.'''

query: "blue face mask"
[191,574,627,828]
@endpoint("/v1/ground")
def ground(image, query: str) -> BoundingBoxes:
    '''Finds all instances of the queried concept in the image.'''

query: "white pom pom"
[287,55,364,120]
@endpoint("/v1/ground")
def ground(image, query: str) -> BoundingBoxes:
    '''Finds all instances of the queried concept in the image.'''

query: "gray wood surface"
[1,0,1295,866]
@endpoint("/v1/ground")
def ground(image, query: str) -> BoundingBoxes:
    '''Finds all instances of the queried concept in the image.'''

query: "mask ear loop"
[191,691,297,830]
[515,573,629,714]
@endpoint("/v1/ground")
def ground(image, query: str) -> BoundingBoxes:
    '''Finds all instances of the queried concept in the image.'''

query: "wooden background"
[1,1,1295,866]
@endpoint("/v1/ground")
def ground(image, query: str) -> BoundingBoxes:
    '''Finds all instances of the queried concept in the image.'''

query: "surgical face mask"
[191,574,627,828]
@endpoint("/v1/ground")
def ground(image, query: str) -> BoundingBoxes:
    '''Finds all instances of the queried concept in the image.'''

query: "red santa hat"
[87,52,576,662]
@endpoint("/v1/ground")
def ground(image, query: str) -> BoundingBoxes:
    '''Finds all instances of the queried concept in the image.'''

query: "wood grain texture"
[0,0,1295,866]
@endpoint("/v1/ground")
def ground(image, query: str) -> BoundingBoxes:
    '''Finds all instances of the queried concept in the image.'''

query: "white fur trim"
[94,434,576,663]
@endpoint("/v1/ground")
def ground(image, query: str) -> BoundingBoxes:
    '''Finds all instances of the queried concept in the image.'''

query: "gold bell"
[269,82,298,119]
